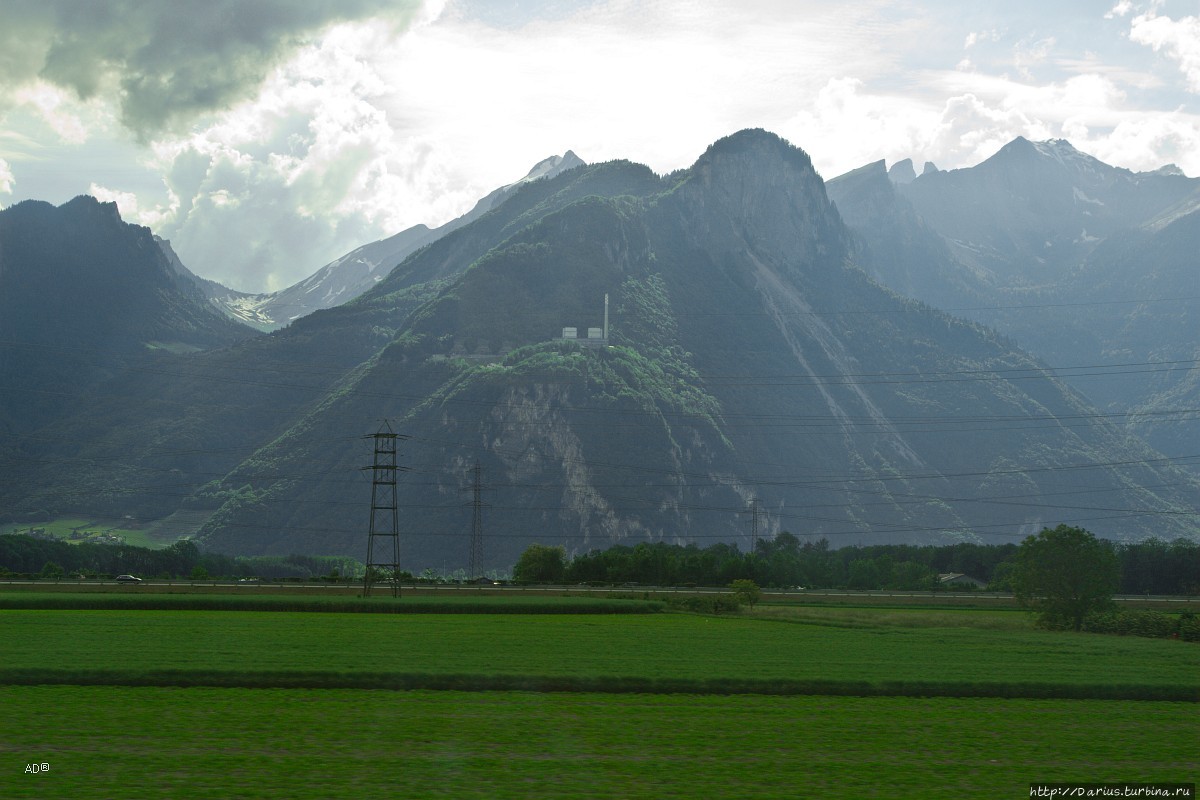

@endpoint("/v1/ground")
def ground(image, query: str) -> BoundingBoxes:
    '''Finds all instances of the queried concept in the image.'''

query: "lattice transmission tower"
[466,460,491,579]
[749,496,761,553]
[362,421,408,597]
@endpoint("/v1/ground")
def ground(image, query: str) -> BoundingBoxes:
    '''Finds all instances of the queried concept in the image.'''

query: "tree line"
[2,529,1196,596]
[0,536,360,581]
[512,533,1200,595]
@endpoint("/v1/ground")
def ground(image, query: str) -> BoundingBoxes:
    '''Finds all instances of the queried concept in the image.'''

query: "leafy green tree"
[888,560,936,591]
[512,544,567,584]
[40,560,64,580]
[846,558,881,590]
[730,578,761,610]
[190,565,209,581]
[1012,525,1119,631]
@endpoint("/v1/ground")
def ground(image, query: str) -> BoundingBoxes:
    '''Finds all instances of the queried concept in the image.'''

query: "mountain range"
[826,136,1200,460]
[1,129,1197,571]
[175,151,587,331]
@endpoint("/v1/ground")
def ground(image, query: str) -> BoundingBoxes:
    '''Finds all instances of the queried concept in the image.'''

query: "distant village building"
[938,573,987,589]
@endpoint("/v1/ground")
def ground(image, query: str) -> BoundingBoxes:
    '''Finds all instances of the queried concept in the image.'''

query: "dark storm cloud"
[0,0,422,137]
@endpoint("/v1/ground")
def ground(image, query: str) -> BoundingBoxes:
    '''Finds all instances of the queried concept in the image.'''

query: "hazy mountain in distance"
[191,151,587,330]
[0,196,259,432]
[897,137,1198,287]
[831,139,1200,465]
[887,158,917,184]
[826,159,987,311]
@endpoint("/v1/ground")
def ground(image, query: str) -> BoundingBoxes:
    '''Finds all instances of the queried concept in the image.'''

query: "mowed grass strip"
[0,592,663,614]
[1,610,1196,698]
[2,686,1196,800]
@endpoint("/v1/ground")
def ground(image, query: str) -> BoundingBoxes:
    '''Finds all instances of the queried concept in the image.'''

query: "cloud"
[0,0,430,139]
[781,78,941,177]
[964,29,999,50]
[88,181,176,229]
[1086,112,1200,175]
[13,81,97,144]
[133,20,472,292]
[793,68,1200,180]
[927,92,1052,166]
[9,0,1200,293]
[0,158,14,196]
[368,1,929,187]
[1129,11,1200,92]
[130,0,931,291]
[1106,2,1134,19]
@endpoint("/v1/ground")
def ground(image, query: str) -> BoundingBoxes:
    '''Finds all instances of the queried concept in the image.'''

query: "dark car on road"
[115,574,142,583]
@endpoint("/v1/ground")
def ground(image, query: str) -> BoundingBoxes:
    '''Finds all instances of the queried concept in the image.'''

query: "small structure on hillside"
[559,294,610,349]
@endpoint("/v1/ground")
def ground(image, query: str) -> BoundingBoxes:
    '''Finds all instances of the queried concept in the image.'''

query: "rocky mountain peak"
[673,129,848,270]
[1148,163,1186,177]
[694,129,817,176]
[61,194,124,224]
[887,158,917,184]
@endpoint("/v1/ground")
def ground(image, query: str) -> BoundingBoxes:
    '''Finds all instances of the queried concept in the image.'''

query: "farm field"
[0,515,195,549]
[3,687,1195,800]
[1,606,1197,697]
[1,601,1196,798]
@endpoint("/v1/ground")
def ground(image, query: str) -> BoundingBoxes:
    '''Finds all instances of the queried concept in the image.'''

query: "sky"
[2,0,1200,293]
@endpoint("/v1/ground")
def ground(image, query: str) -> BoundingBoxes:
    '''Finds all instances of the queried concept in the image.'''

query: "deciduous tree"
[1012,525,1119,631]
[730,578,761,610]
[512,543,567,584]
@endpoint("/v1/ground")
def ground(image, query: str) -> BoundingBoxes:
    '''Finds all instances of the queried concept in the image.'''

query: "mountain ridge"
[180,151,588,330]
[4,131,1198,569]
[830,136,1200,463]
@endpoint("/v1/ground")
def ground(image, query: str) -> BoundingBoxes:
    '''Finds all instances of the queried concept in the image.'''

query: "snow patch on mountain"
[1031,138,1106,174]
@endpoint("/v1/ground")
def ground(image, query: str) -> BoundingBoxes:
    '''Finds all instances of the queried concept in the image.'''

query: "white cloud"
[12,81,100,145]
[964,29,1000,50]
[1086,112,1200,175]
[780,78,940,177]
[789,66,1200,179]
[1106,1,1134,19]
[0,157,14,196]
[1129,11,1200,92]
[142,19,468,292]
[927,92,1051,166]
[120,0,933,291]
[88,182,177,229]
[6,0,1200,291]
[371,0,920,185]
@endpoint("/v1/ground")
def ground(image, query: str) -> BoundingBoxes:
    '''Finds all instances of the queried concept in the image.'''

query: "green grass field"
[0,592,663,614]
[1,599,1196,798]
[2,687,1195,800]
[1,606,1196,697]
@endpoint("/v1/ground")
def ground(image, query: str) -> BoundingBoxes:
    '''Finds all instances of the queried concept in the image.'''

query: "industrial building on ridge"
[560,294,610,349]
